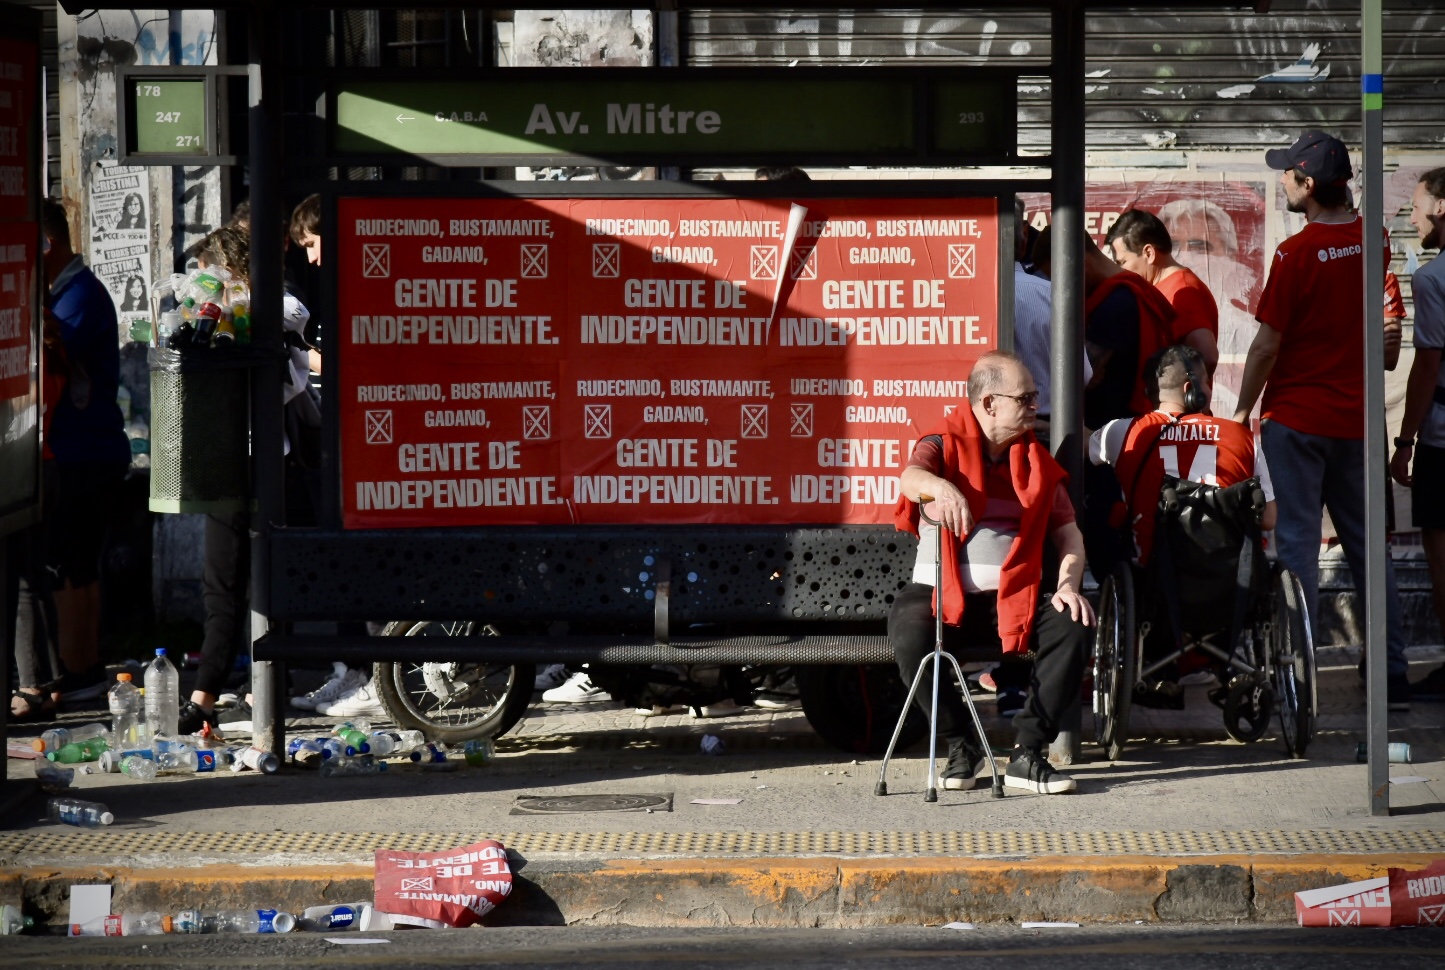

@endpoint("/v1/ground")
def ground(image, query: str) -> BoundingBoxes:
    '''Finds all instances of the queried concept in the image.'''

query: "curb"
[2,853,1435,928]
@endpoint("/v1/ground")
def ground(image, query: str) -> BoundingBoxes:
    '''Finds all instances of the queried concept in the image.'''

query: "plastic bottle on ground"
[288,738,329,768]
[202,909,295,933]
[319,754,388,778]
[337,717,372,734]
[463,738,494,766]
[156,745,199,774]
[31,722,108,755]
[410,742,448,764]
[120,755,159,781]
[332,724,371,751]
[297,902,371,931]
[317,737,349,761]
[144,648,181,741]
[46,797,115,828]
[121,912,173,935]
[0,903,34,935]
[231,746,280,774]
[108,673,147,750]
[100,746,156,773]
[368,730,424,757]
[46,737,109,764]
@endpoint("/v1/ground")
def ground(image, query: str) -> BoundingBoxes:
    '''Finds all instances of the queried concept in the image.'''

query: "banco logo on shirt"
[1317,243,1363,262]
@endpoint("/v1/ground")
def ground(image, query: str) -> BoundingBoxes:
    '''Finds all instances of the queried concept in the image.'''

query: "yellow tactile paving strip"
[3,827,1444,860]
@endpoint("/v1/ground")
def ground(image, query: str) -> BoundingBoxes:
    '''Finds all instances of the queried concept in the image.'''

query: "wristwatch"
[1395,436,1415,449]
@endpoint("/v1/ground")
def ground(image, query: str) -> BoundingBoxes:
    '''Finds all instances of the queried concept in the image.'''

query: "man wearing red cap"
[1233,130,1410,710]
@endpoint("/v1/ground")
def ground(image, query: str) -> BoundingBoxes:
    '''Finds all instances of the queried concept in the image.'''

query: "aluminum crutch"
[875,494,1004,801]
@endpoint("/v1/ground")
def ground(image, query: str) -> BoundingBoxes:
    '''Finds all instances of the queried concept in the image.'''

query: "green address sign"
[333,71,1018,164]
[132,77,207,156]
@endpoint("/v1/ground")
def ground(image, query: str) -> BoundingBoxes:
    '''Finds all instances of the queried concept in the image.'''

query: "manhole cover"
[510,793,673,816]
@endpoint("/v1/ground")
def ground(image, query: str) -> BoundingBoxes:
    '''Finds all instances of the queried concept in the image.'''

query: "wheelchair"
[1091,475,1318,760]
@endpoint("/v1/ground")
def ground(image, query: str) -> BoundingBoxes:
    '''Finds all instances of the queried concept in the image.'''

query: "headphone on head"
[1179,350,1208,415]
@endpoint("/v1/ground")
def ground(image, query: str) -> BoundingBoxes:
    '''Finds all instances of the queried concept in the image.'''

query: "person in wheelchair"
[1088,345,1277,707]
[892,352,1094,795]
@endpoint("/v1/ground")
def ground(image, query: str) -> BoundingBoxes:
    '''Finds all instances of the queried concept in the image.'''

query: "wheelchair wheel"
[1092,565,1136,761]
[1268,565,1317,757]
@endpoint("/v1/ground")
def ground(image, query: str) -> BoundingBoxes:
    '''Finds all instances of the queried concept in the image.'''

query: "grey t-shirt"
[1413,253,1445,449]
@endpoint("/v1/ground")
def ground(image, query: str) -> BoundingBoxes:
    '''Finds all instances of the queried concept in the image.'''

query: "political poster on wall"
[89,159,152,336]
[338,196,998,528]
[1019,180,1269,424]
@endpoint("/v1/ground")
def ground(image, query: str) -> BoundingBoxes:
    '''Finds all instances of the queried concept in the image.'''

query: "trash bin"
[147,345,266,514]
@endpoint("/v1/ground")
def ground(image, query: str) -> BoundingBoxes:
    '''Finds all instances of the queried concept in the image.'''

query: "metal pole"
[249,3,287,760]
[1050,0,1085,496]
[1048,0,1086,765]
[1360,0,1389,817]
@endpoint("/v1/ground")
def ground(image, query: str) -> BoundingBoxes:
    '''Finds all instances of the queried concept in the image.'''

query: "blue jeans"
[1261,420,1407,678]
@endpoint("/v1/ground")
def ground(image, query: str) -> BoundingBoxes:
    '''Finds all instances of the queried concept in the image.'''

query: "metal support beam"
[1050,0,1086,500]
[249,4,287,762]
[1049,0,1087,765]
[1360,0,1389,817]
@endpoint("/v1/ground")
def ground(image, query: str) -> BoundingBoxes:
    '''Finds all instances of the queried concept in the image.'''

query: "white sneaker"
[541,670,608,703]
[534,663,570,692]
[317,679,387,718]
[293,663,366,711]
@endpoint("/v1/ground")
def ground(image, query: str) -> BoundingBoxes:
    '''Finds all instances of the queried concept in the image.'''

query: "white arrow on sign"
[396,113,415,123]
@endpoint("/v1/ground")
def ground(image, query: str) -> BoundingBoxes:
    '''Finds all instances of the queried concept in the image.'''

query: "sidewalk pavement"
[2,644,1442,928]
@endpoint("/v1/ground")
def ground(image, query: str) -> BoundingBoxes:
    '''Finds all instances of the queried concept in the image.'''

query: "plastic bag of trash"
[373,838,512,929]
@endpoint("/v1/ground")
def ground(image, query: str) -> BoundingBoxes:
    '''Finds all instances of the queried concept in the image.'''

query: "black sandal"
[10,689,56,722]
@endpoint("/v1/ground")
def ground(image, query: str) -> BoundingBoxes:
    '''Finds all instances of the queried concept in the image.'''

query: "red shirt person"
[1090,345,1276,565]
[1106,208,1221,376]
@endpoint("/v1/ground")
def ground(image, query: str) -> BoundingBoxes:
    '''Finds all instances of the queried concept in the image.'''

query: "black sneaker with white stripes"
[1003,747,1076,794]
[942,738,981,791]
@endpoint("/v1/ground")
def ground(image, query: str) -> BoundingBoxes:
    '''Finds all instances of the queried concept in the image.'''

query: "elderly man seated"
[891,352,1094,795]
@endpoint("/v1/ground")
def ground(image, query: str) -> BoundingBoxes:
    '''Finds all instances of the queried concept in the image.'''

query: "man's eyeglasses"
[994,390,1041,408]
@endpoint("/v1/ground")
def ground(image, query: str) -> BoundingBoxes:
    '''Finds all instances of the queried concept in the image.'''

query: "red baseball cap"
[1265,130,1353,184]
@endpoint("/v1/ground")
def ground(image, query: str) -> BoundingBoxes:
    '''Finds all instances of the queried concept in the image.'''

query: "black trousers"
[889,583,1087,755]
[196,510,250,699]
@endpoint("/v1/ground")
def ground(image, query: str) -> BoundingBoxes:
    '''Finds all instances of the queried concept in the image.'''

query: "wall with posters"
[339,196,998,529]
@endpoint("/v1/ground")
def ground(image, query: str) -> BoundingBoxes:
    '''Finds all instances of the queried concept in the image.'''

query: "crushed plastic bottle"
[172,909,294,934]
[46,737,109,764]
[463,738,494,766]
[70,912,171,936]
[31,722,108,755]
[287,738,329,768]
[120,755,159,781]
[156,746,199,774]
[108,673,148,750]
[297,902,371,932]
[144,648,181,741]
[319,754,388,778]
[410,742,448,764]
[1,903,35,935]
[47,797,114,828]
[367,730,424,757]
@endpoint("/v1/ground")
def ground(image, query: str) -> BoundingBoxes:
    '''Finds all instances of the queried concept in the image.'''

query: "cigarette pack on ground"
[1295,859,1445,927]
[373,838,512,929]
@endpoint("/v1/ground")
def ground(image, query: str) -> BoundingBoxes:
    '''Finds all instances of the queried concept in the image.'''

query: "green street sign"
[116,66,246,166]
[132,77,207,155]
[332,70,1018,164]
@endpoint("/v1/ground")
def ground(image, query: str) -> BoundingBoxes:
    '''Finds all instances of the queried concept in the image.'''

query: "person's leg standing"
[1320,434,1410,693]
[1410,442,1445,693]
[193,511,249,706]
[1261,421,1330,632]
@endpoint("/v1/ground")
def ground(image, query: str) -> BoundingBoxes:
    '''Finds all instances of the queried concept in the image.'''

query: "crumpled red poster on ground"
[1390,858,1445,927]
[374,838,512,928]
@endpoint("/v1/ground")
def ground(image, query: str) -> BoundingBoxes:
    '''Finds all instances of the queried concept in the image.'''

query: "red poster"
[0,222,34,400]
[339,197,998,528]
[0,37,37,223]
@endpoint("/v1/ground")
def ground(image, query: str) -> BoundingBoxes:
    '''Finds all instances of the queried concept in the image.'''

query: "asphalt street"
[3,924,1444,970]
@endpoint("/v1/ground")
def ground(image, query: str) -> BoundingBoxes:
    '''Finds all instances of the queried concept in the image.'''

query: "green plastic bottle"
[47,737,110,764]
